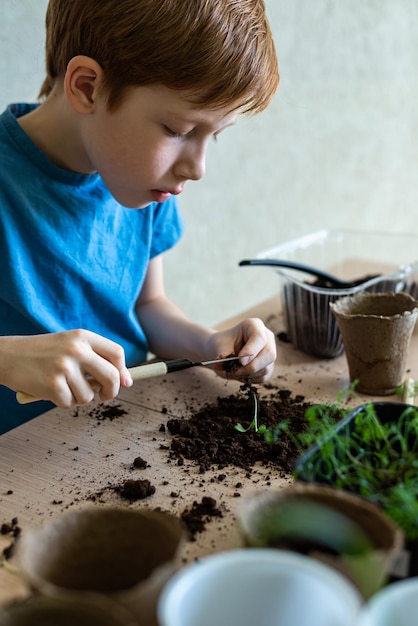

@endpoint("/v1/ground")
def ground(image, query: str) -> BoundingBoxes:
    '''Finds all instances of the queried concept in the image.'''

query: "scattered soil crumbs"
[277,331,291,343]
[115,479,156,501]
[1,517,21,561]
[87,402,128,422]
[31,382,344,545]
[166,384,318,474]
[180,497,223,541]
[132,456,148,469]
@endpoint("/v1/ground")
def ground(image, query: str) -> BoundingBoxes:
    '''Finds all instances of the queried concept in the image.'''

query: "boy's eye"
[163,125,219,142]
[164,125,187,139]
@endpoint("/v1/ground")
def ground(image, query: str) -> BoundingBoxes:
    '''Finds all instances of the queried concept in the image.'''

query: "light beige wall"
[0,1,48,105]
[2,1,418,326]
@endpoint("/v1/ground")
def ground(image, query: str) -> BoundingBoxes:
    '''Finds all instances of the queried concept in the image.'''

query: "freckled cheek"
[141,145,177,177]
[91,121,177,180]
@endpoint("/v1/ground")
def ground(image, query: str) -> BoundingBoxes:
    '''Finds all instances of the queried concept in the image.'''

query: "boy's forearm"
[0,336,20,389]
[136,296,216,362]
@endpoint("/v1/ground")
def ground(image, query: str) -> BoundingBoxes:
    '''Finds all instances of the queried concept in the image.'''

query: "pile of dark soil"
[166,384,322,475]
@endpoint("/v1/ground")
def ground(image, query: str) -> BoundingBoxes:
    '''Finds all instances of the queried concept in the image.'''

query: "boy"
[0,0,279,434]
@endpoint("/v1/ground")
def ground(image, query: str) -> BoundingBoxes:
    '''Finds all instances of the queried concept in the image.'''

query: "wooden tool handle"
[16,361,170,405]
[128,361,169,380]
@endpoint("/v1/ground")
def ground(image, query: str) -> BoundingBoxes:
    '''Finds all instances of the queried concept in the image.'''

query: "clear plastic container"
[257,229,418,358]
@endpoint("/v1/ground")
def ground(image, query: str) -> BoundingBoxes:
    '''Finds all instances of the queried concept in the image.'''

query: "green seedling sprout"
[235,391,268,434]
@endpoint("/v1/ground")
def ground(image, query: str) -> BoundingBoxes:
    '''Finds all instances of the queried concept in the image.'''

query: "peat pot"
[330,291,418,395]
[0,595,134,626]
[16,506,185,626]
[237,484,403,599]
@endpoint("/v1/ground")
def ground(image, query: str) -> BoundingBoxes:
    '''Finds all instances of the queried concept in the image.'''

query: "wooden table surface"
[1,296,417,605]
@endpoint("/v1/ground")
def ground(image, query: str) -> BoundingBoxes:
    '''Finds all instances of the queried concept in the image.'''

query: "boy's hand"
[1,330,132,408]
[207,318,276,383]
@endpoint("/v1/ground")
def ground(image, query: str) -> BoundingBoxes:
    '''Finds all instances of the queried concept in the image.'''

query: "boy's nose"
[175,146,206,181]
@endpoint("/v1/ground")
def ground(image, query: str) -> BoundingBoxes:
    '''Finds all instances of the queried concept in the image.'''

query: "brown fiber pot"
[0,595,134,626]
[16,506,185,626]
[330,292,418,395]
[237,483,404,600]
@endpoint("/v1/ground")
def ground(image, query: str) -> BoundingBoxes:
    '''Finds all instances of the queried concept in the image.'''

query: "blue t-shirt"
[0,103,184,434]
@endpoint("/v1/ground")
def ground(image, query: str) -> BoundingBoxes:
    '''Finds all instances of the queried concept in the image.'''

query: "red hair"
[39,0,279,113]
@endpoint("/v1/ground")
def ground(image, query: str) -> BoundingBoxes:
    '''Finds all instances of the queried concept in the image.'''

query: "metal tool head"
[200,355,251,366]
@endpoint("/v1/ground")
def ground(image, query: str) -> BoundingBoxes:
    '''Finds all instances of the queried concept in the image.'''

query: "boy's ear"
[64,55,104,114]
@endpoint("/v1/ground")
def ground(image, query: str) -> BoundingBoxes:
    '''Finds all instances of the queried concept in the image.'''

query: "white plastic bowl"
[158,548,363,626]
[358,578,418,626]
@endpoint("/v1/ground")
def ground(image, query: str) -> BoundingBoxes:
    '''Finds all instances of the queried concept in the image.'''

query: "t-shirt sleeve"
[150,196,184,259]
